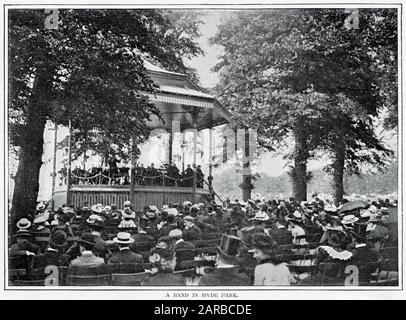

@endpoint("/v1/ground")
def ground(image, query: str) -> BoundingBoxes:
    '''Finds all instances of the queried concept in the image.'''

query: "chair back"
[111,272,147,286]
[66,274,110,286]
[109,263,145,274]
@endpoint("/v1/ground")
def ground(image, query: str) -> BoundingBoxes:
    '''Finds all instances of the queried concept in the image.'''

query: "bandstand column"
[66,120,72,206]
[192,109,198,203]
[208,124,214,196]
[130,136,137,206]
[168,113,173,164]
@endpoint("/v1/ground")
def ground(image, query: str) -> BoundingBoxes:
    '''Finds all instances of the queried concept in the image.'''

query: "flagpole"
[66,120,72,206]
[51,123,58,212]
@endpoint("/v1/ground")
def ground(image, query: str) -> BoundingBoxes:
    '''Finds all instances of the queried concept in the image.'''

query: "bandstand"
[53,61,231,211]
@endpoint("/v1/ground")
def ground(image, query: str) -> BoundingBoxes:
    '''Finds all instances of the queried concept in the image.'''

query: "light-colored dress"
[254,261,292,286]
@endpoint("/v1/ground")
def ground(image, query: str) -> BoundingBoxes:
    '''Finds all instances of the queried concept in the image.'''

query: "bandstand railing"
[69,171,203,188]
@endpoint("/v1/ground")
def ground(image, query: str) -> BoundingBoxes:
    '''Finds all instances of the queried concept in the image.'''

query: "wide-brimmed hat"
[123,200,132,207]
[49,230,68,248]
[167,208,179,217]
[168,229,183,239]
[104,205,112,212]
[239,200,248,207]
[287,211,302,223]
[36,203,46,211]
[149,205,159,213]
[16,218,31,230]
[78,232,96,246]
[253,211,270,221]
[250,233,277,254]
[341,215,359,225]
[183,201,192,207]
[91,204,103,214]
[145,210,157,219]
[62,207,75,215]
[121,207,136,219]
[150,236,175,259]
[217,234,242,260]
[33,211,50,224]
[86,214,105,228]
[324,204,338,213]
[113,232,135,244]
[183,215,195,222]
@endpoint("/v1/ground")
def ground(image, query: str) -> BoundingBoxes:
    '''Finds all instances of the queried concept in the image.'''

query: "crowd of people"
[63,162,205,188]
[9,194,398,286]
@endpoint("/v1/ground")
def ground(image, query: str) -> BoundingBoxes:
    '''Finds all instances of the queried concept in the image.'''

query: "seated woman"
[141,236,185,286]
[302,227,352,286]
[251,233,292,286]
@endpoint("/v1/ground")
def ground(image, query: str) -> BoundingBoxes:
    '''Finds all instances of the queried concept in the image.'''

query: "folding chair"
[376,259,398,286]
[202,232,222,240]
[379,247,398,261]
[176,249,196,263]
[191,240,209,248]
[66,264,111,286]
[66,274,111,286]
[34,236,50,253]
[317,262,347,286]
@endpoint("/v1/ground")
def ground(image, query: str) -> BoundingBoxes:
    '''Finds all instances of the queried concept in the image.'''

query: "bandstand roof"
[143,61,232,131]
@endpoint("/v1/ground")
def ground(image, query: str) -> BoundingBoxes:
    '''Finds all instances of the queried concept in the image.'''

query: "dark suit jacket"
[198,267,250,286]
[158,223,178,238]
[108,248,144,264]
[175,240,196,263]
[45,250,71,267]
[270,227,293,245]
[131,233,156,253]
[10,242,40,255]
[350,245,381,282]
[182,225,201,241]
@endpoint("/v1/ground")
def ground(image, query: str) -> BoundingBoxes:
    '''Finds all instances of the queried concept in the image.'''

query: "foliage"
[9,9,203,217]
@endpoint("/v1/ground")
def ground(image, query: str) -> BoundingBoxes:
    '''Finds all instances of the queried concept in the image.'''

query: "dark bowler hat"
[49,230,68,248]
[217,234,242,259]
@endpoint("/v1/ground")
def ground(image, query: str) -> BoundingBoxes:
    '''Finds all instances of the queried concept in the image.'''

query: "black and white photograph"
[2,0,404,298]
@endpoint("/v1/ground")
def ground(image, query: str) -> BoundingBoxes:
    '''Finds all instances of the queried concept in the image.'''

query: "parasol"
[338,200,369,214]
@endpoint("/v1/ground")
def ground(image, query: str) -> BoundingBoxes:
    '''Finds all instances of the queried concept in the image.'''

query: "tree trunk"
[241,128,252,201]
[332,139,346,205]
[291,124,308,201]
[11,70,52,229]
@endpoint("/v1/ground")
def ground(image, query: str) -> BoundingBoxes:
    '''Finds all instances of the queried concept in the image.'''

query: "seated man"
[44,230,71,267]
[10,229,40,256]
[182,216,202,241]
[108,232,144,265]
[198,235,250,286]
[268,218,293,246]
[69,233,105,268]
[168,229,195,268]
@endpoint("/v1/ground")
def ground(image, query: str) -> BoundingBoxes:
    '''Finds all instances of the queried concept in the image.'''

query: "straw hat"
[253,211,270,221]
[121,207,136,219]
[113,232,135,244]
[16,218,31,230]
[341,215,359,225]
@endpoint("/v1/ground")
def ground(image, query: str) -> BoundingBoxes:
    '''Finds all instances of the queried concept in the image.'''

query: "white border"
[1,0,405,300]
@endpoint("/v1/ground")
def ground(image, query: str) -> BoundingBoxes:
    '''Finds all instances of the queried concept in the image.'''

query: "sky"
[9,10,398,200]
